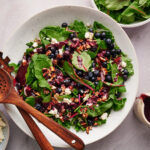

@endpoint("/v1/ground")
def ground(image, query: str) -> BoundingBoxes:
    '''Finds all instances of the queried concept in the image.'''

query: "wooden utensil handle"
[18,108,54,150]
[7,89,84,150]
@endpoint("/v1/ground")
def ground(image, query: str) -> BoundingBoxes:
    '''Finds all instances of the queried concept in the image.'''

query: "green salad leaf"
[26,54,52,91]
[39,26,71,42]
[69,20,87,39]
[25,96,36,107]
[72,51,92,72]
[9,63,20,73]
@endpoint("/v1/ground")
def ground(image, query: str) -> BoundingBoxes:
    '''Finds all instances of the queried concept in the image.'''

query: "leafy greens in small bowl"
[91,0,150,28]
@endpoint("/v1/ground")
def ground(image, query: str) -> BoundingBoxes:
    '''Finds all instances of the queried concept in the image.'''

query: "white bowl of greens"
[91,0,150,28]
[3,5,139,148]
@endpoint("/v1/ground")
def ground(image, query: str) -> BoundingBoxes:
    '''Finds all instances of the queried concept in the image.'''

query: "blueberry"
[18,60,22,65]
[65,47,70,51]
[77,70,83,77]
[92,62,96,67]
[70,33,76,39]
[61,22,68,28]
[51,47,56,53]
[84,76,89,80]
[94,32,101,38]
[76,83,82,88]
[105,75,112,82]
[87,119,94,126]
[105,51,111,58]
[115,92,121,98]
[63,50,70,58]
[93,70,99,76]
[79,89,84,95]
[49,53,55,59]
[56,88,62,93]
[112,54,116,58]
[122,69,128,75]
[116,49,121,55]
[108,43,114,50]
[106,38,112,45]
[102,62,107,68]
[110,49,116,55]
[64,79,71,86]
[123,74,128,81]
[88,72,93,78]
[100,32,106,39]
[91,76,96,82]
[88,28,93,32]
[91,46,97,52]
[94,81,99,86]
[35,103,42,111]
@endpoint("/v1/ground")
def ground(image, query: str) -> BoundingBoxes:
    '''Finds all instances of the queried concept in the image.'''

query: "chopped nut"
[95,92,99,97]
[46,50,51,56]
[50,66,55,72]
[53,59,58,65]
[82,113,88,118]
[81,122,87,126]
[94,122,98,126]
[74,98,79,103]
[86,127,89,134]
[43,89,50,94]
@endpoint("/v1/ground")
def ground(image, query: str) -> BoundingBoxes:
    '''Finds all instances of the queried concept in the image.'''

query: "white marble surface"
[0,0,150,150]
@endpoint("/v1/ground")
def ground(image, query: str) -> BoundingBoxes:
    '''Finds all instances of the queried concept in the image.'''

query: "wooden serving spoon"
[0,68,85,150]
[0,53,54,150]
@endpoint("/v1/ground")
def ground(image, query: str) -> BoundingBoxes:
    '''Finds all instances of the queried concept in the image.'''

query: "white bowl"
[0,111,10,150]
[90,0,150,28]
[3,5,139,148]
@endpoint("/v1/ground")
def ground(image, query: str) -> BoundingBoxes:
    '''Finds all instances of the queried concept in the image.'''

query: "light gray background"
[0,0,150,150]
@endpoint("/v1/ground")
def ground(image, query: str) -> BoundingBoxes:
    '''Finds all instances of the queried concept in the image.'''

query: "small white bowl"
[90,0,150,28]
[0,111,10,150]
[134,93,150,126]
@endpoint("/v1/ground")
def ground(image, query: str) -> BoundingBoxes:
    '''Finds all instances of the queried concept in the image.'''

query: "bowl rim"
[3,5,139,147]
[0,111,10,150]
[90,0,150,28]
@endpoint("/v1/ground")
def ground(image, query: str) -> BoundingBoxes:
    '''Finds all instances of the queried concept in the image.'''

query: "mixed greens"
[94,0,150,24]
[10,20,134,133]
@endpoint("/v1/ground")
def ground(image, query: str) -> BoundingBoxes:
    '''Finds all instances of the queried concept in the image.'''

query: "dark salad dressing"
[141,94,150,122]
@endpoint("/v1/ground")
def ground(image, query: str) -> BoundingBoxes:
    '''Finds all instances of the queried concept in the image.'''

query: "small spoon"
[134,92,150,127]
[0,68,85,150]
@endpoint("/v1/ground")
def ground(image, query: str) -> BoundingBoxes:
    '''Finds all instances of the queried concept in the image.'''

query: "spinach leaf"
[103,0,130,11]
[25,96,36,107]
[26,48,34,55]
[72,51,92,72]
[39,26,71,42]
[111,63,124,85]
[96,80,103,91]
[26,54,52,91]
[9,63,20,73]
[85,100,113,117]
[113,98,126,111]
[122,54,134,76]
[69,20,87,39]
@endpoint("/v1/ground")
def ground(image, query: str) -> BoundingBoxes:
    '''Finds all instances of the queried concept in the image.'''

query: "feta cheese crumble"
[58,49,63,55]
[100,113,108,120]
[63,98,72,104]
[65,88,71,95]
[121,61,127,68]
[85,32,94,40]
[51,38,58,44]
[32,42,38,48]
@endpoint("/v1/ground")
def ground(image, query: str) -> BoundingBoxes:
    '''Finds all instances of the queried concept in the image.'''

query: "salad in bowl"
[10,20,134,134]
[92,0,150,27]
